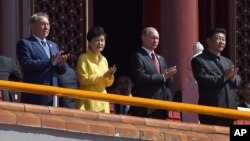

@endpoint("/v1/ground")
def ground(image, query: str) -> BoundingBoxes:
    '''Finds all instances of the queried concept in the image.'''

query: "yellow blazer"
[76,50,114,113]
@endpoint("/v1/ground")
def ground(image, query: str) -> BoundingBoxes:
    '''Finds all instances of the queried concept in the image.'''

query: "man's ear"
[141,35,145,42]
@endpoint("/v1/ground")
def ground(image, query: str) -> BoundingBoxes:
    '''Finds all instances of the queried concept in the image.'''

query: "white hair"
[192,42,204,57]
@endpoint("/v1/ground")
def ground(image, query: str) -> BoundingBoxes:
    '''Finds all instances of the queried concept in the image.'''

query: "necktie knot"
[151,52,155,57]
[41,41,46,47]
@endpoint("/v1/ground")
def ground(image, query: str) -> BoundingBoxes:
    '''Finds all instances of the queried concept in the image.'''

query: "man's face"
[142,29,159,51]
[207,33,226,54]
[31,16,50,39]
[116,76,132,95]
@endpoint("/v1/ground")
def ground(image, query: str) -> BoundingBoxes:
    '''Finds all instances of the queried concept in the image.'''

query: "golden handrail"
[0,80,250,120]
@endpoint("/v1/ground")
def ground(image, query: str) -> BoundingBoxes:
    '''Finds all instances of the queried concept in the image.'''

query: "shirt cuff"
[162,74,166,82]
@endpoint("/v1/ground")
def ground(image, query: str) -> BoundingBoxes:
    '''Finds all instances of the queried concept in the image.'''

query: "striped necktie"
[151,53,160,73]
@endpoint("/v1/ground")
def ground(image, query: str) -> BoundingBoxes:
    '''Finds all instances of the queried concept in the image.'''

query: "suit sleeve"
[230,75,241,88]
[49,42,66,75]
[9,58,23,81]
[191,57,226,87]
[161,57,174,86]
[16,40,53,71]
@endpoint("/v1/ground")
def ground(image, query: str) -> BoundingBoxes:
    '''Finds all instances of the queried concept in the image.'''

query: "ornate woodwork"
[33,0,86,68]
[236,0,250,82]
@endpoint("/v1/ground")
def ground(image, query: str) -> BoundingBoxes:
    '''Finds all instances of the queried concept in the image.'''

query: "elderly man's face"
[31,16,50,39]
[142,29,159,51]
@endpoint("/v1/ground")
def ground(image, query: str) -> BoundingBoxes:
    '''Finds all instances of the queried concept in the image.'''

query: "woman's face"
[89,35,106,54]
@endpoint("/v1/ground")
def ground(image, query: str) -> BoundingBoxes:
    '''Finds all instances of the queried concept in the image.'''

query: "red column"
[159,0,199,90]
[0,0,30,58]
[143,0,161,31]
[161,0,199,123]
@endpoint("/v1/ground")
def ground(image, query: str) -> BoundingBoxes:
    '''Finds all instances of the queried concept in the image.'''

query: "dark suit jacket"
[57,64,78,108]
[191,49,241,126]
[238,103,250,108]
[0,55,23,101]
[130,48,173,119]
[16,36,66,105]
[115,104,130,115]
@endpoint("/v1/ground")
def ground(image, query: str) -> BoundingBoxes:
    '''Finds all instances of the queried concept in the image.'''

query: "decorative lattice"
[34,0,86,68]
[235,0,250,82]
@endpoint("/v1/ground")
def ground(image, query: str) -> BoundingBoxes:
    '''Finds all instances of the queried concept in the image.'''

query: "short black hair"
[116,75,134,88]
[207,27,226,38]
[87,26,107,42]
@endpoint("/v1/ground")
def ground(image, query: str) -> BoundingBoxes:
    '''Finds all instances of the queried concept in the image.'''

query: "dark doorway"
[93,0,143,81]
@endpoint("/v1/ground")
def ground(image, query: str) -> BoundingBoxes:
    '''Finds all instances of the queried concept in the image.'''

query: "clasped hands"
[103,65,117,79]
[50,50,70,66]
[164,66,177,79]
[224,65,239,81]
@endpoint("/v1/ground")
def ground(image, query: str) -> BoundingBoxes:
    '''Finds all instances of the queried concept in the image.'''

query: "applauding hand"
[164,66,177,79]
[103,65,117,79]
[51,50,70,66]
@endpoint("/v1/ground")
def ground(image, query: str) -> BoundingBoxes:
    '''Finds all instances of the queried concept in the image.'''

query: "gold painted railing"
[0,80,250,120]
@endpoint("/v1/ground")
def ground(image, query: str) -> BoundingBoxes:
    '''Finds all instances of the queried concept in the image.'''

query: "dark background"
[93,0,143,81]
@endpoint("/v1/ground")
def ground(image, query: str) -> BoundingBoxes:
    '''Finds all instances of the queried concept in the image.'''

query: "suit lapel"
[32,40,49,58]
[140,49,160,73]
[47,41,54,56]
[216,57,227,73]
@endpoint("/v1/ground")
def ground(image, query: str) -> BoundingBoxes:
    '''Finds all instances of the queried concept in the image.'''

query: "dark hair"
[116,75,134,91]
[87,26,107,42]
[207,27,226,38]
[29,12,49,24]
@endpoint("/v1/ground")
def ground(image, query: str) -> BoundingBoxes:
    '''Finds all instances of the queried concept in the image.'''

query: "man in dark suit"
[191,28,241,126]
[57,63,78,108]
[16,12,68,106]
[0,55,23,101]
[110,75,134,115]
[130,27,177,119]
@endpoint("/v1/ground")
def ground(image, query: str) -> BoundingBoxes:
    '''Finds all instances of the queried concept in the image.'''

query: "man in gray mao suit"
[191,28,241,126]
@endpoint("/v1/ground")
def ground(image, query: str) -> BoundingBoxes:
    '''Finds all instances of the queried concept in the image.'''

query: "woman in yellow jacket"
[76,26,116,113]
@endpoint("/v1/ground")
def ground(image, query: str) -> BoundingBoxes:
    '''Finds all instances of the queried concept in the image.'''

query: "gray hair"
[29,12,49,24]
[142,27,157,36]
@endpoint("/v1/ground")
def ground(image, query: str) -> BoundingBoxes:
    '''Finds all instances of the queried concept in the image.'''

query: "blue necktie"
[41,41,50,58]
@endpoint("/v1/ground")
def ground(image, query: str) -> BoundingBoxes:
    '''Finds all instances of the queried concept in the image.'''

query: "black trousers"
[130,106,168,120]
[199,114,234,126]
